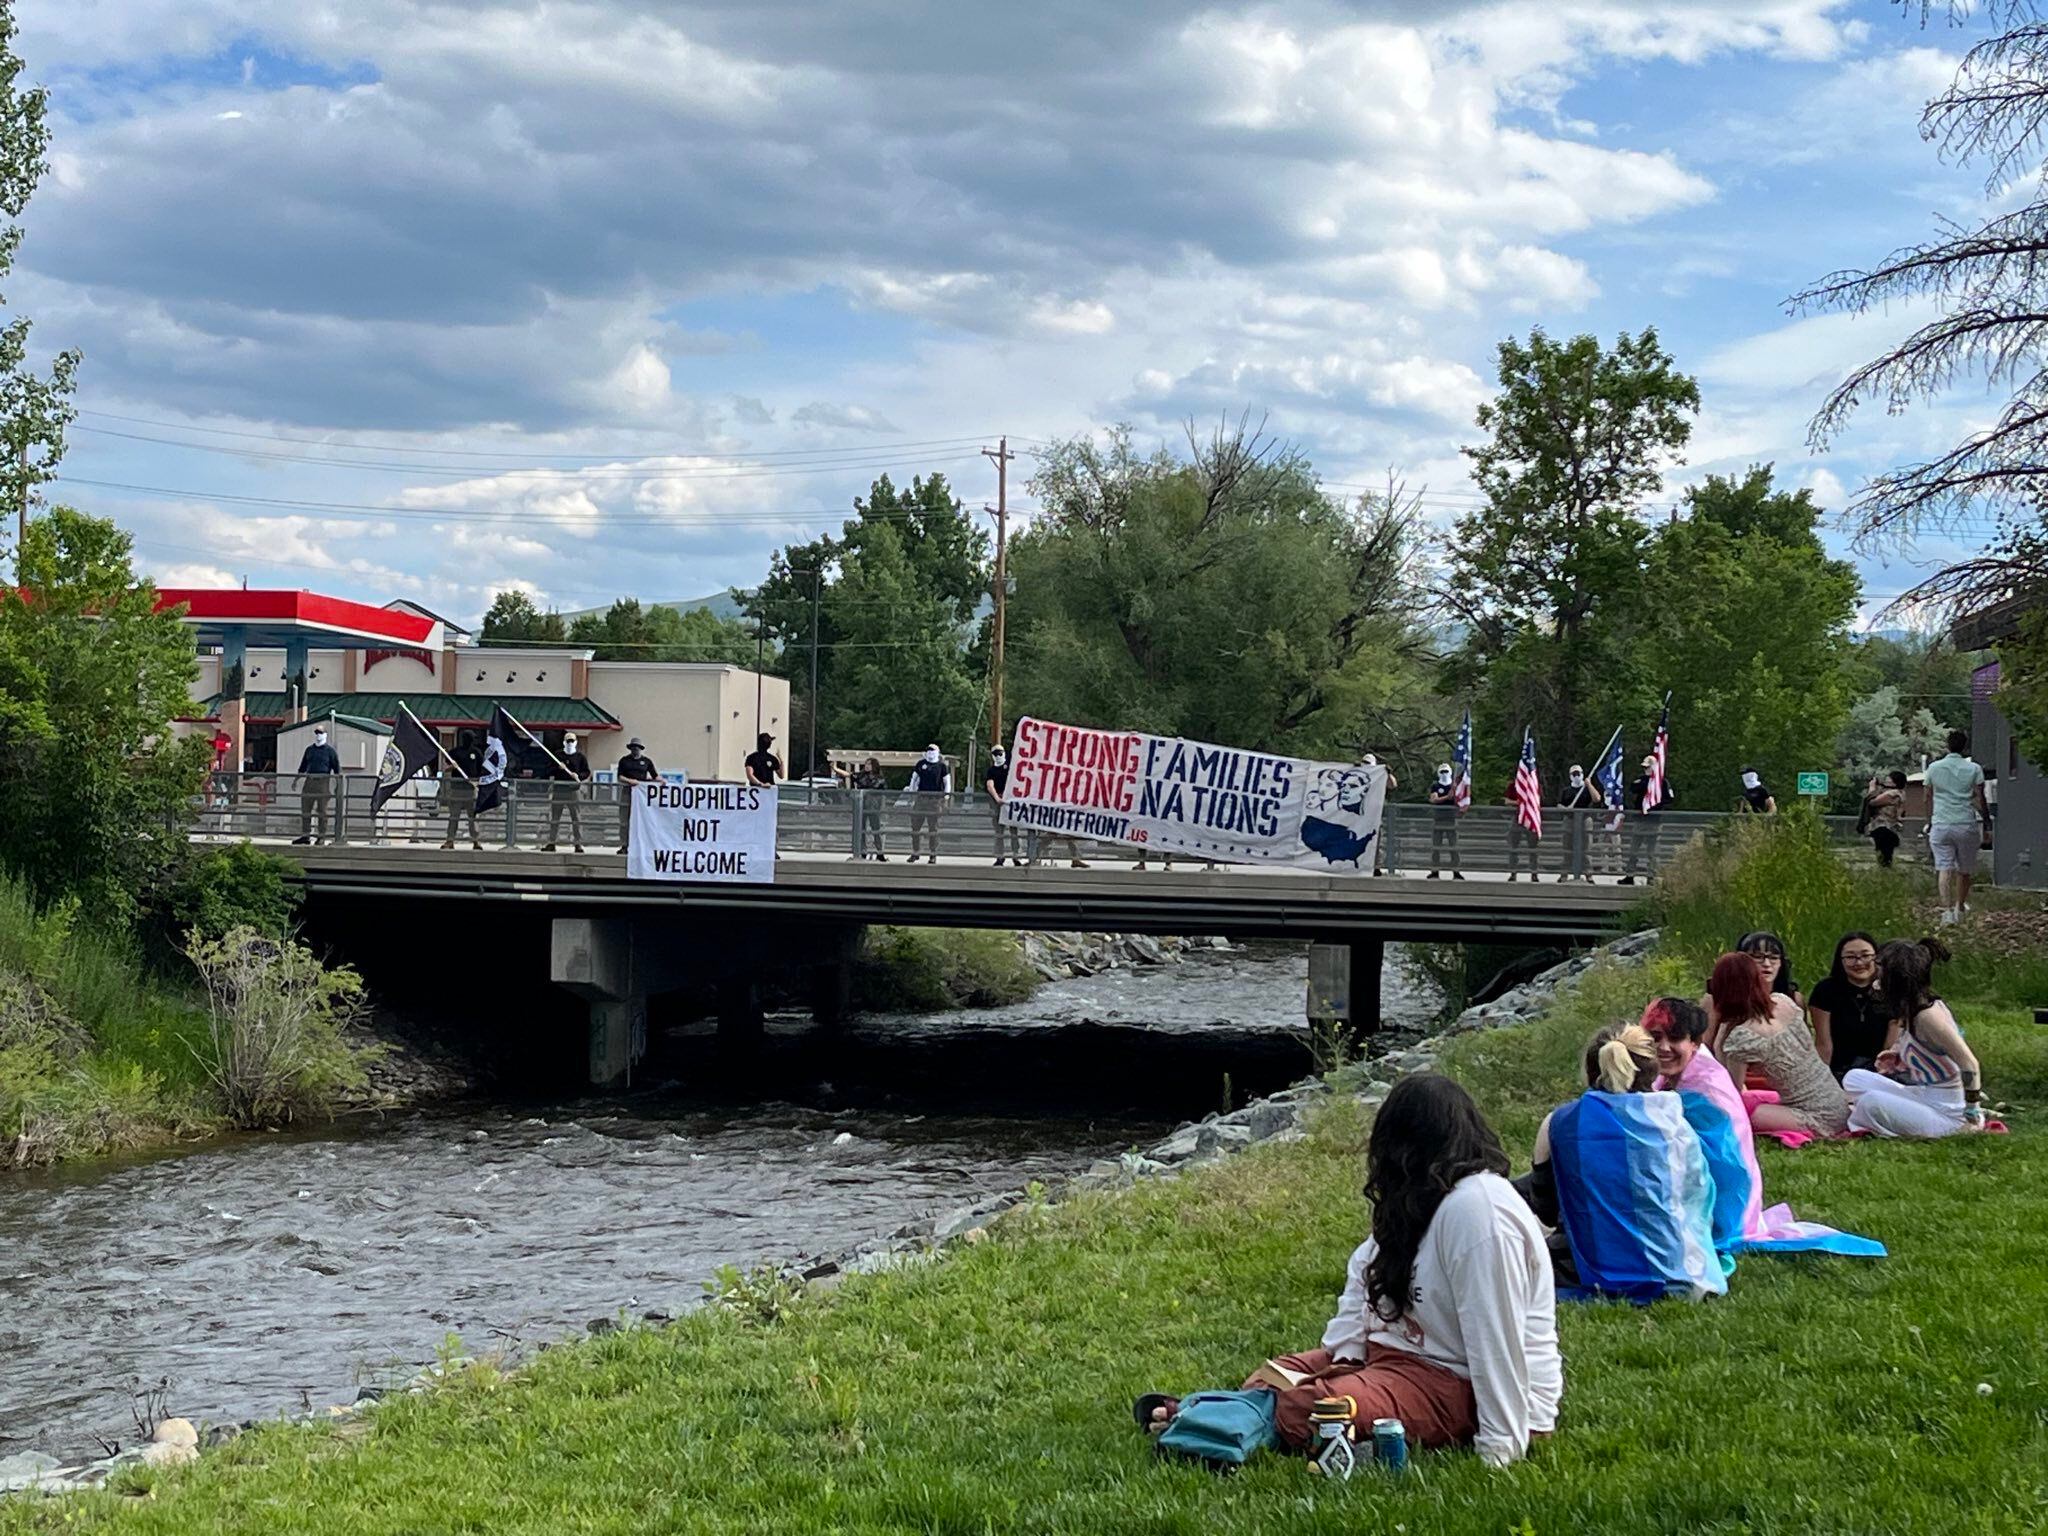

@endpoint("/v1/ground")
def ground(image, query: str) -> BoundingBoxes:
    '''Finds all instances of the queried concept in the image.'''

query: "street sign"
[1796,771,1831,798]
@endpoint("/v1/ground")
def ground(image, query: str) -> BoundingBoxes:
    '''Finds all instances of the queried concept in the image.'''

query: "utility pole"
[14,441,26,576]
[806,564,821,784]
[754,610,766,741]
[981,435,1014,752]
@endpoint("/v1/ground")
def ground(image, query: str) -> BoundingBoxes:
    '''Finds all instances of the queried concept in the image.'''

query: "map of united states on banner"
[997,717,1386,870]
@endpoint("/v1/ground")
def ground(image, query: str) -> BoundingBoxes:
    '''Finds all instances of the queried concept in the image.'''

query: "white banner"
[625,782,777,883]
[998,717,1385,871]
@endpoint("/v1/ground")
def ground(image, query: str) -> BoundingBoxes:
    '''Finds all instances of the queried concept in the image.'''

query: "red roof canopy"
[156,588,439,648]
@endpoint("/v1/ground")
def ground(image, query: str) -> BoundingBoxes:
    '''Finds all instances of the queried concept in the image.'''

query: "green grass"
[852,926,1042,1011]
[7,935,2043,1532]
[0,872,216,1164]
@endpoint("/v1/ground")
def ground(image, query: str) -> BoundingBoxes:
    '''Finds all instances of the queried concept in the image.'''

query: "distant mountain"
[562,591,747,623]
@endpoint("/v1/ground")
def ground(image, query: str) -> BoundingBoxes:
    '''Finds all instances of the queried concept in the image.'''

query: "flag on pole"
[1451,709,1473,812]
[1646,693,1672,811]
[1593,724,1625,812]
[1513,726,1543,839]
[475,706,513,815]
[372,705,441,812]
[1594,724,1626,832]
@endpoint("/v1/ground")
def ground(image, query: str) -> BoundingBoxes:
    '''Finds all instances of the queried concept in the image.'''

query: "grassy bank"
[0,874,216,1164]
[6,838,2046,1532]
[851,926,1042,1011]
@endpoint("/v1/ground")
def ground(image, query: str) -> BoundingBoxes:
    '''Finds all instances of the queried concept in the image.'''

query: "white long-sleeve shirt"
[1319,1170,1562,1466]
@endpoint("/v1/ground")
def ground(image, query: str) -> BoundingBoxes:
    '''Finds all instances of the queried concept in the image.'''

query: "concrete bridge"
[199,776,1869,1087]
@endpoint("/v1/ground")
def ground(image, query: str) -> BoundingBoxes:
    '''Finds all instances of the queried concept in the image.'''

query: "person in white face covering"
[294,725,343,844]
[542,732,593,852]
[1737,769,1776,814]
[906,745,951,862]
[1427,762,1464,878]
[984,746,1023,866]
[1556,763,1604,882]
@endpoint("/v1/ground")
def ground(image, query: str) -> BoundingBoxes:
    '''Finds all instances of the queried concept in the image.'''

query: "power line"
[75,410,1002,463]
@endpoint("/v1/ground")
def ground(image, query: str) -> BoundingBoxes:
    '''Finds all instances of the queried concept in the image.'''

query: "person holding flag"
[1621,696,1674,885]
[1505,726,1543,882]
[440,730,486,850]
[542,731,592,853]
[1557,758,1606,882]
[474,710,511,827]
[1427,711,1473,879]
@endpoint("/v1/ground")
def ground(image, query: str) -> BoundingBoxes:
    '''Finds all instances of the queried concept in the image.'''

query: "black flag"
[475,706,514,815]
[372,709,441,812]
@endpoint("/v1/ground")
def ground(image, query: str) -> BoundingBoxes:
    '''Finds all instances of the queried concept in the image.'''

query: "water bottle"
[1371,1417,1409,1473]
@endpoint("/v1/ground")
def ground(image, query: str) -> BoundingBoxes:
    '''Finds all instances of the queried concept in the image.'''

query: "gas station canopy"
[155,589,437,650]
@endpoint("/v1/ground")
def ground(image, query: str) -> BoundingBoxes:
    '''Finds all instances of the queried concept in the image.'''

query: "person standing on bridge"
[1426,763,1464,879]
[542,732,592,853]
[906,744,951,863]
[984,746,1023,866]
[293,725,342,846]
[440,731,486,850]
[1555,765,1603,882]
[745,732,783,791]
[615,736,659,853]
[1619,756,1672,885]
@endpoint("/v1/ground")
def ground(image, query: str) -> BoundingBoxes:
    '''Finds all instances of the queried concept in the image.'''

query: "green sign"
[1796,771,1831,797]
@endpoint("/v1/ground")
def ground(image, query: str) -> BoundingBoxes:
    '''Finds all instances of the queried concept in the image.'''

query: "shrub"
[1653,805,1918,987]
[149,842,302,953]
[852,927,1040,1011]
[185,926,368,1128]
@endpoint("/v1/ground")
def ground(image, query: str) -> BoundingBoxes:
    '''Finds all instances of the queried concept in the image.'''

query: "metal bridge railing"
[188,775,1936,873]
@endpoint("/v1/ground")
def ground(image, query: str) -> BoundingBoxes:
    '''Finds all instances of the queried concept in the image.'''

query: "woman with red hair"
[1710,952,1848,1137]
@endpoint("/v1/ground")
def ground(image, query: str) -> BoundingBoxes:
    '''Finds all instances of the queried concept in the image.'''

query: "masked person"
[1738,769,1776,814]
[1556,764,1604,883]
[615,736,658,853]
[441,731,486,850]
[984,746,1023,866]
[1619,756,1672,885]
[294,725,343,845]
[1426,762,1463,879]
[744,732,783,790]
[543,732,592,852]
[907,745,951,863]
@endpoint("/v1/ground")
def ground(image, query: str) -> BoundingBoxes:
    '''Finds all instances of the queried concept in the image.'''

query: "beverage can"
[1371,1417,1409,1472]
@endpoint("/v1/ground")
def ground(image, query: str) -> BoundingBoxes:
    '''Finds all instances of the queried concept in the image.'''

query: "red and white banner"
[998,716,1385,870]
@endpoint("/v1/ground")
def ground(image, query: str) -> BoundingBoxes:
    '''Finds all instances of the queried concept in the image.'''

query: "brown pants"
[1249,1346,1477,1452]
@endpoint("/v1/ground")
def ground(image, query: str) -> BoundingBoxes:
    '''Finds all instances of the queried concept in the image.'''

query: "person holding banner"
[984,747,1023,866]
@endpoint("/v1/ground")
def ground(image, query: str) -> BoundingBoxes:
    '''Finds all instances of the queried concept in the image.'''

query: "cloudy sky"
[14,0,2009,624]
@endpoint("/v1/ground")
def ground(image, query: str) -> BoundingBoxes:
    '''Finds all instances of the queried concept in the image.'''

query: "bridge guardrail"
[189,775,1941,874]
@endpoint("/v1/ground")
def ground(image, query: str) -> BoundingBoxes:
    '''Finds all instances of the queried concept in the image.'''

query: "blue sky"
[11,0,2009,623]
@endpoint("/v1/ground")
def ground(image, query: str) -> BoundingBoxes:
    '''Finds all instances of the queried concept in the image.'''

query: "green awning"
[189,693,622,730]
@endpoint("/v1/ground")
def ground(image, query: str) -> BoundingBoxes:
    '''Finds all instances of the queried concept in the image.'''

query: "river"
[0,945,1436,1461]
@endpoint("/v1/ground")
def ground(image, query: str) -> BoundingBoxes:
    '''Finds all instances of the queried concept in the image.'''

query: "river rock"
[1150,1126,1203,1162]
[151,1418,199,1449]
[1194,1122,1254,1157]
[141,1441,197,1469]
[0,1451,62,1494]
[1242,1100,1298,1140]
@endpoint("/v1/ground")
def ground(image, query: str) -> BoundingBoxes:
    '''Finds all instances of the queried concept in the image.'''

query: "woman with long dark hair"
[1808,933,1886,1078]
[1142,1075,1561,1465]
[1713,952,1848,1137]
[1703,931,1801,1058]
[1845,938,1987,1138]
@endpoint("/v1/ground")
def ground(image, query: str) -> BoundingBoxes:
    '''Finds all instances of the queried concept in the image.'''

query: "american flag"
[1451,709,1473,812]
[1513,726,1543,838]
[1645,694,1671,811]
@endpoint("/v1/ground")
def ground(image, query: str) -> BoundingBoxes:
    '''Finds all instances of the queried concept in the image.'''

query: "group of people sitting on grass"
[1137,934,1991,1472]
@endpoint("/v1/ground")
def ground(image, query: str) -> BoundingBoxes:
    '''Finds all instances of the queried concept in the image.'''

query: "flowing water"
[0,946,1435,1460]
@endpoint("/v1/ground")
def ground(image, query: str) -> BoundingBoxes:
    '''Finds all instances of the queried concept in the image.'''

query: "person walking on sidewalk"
[906,745,951,863]
[294,725,342,845]
[984,746,1023,866]
[542,732,592,852]
[1924,730,1989,925]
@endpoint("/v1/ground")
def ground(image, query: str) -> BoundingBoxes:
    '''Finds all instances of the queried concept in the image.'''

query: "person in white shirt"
[1140,1074,1562,1465]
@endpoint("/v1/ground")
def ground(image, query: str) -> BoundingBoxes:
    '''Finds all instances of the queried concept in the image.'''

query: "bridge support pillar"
[550,916,649,1089]
[806,924,863,1029]
[717,975,764,1054]
[1306,939,1383,1037]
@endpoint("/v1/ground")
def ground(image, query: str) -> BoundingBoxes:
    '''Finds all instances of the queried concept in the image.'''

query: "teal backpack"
[1156,1389,1281,1469]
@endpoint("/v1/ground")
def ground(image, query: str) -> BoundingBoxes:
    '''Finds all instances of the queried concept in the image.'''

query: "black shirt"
[617,752,659,782]
[745,749,783,787]
[1559,782,1601,810]
[1629,774,1674,814]
[1740,785,1772,813]
[1428,784,1457,819]
[909,759,949,793]
[551,751,591,783]
[985,760,1009,795]
[1809,975,1891,1078]
[297,743,341,774]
